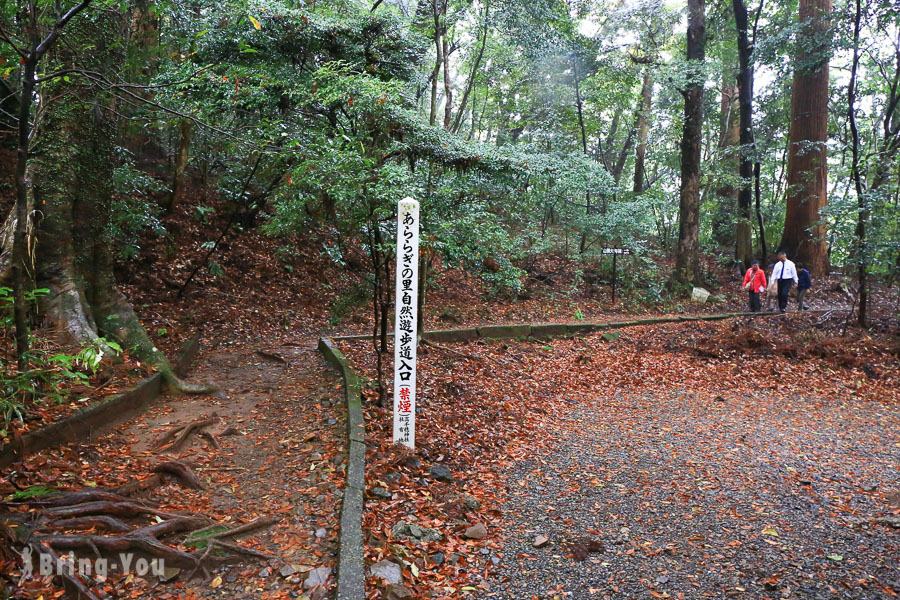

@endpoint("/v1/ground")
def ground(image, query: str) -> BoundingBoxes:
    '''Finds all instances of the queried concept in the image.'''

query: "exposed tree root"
[50,515,132,533]
[155,416,219,451]
[4,475,278,596]
[152,460,205,489]
[198,430,221,448]
[31,541,101,600]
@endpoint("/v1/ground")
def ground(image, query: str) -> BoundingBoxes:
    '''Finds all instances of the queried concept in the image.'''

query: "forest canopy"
[0,0,898,376]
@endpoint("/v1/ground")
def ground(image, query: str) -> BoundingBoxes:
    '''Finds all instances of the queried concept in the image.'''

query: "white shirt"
[772,259,798,284]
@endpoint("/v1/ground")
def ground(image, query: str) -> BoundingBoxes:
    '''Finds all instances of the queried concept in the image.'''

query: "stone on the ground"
[459,493,481,511]
[429,464,454,482]
[159,566,181,582]
[384,584,414,600]
[463,523,488,539]
[431,552,445,565]
[371,486,392,499]
[315,527,326,538]
[258,567,270,578]
[876,516,900,529]
[691,287,711,303]
[369,560,403,585]
[303,567,331,590]
[532,534,549,548]
[279,564,297,577]
[392,520,443,542]
[439,308,463,323]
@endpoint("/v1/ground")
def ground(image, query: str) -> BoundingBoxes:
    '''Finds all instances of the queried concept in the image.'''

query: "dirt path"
[487,389,900,600]
[44,341,348,599]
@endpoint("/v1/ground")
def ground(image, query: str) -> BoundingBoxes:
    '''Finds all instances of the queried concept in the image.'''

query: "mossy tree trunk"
[26,12,208,392]
[671,0,706,289]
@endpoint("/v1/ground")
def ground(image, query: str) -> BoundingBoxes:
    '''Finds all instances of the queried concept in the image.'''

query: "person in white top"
[772,251,798,313]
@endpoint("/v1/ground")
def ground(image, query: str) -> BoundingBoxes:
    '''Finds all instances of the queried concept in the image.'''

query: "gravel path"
[487,389,900,600]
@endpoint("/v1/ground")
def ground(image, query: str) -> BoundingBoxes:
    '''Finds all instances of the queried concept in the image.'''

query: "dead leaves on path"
[341,315,899,599]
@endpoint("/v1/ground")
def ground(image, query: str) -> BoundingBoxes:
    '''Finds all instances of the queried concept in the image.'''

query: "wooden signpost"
[393,198,420,449]
[602,248,631,303]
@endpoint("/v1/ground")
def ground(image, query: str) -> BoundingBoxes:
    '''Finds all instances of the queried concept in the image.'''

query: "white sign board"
[393,197,420,449]
[602,248,631,255]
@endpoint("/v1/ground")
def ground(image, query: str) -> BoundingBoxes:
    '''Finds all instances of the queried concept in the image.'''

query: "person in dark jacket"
[797,263,811,310]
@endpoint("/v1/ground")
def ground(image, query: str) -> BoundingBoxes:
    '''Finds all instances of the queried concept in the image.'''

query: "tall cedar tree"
[780,0,831,274]
[672,0,706,287]
[732,0,756,268]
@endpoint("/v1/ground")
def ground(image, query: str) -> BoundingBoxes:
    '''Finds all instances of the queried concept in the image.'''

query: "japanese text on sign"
[393,198,419,449]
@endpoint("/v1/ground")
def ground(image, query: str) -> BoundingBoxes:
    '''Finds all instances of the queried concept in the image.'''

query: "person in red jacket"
[742,259,767,312]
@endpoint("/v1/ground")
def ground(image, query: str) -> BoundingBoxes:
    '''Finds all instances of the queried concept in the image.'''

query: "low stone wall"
[0,334,201,470]
[317,337,366,600]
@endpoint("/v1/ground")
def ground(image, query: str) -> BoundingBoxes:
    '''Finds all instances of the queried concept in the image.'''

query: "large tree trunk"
[29,13,208,392]
[166,119,193,213]
[429,0,443,127]
[847,0,866,327]
[633,71,653,194]
[712,78,739,249]
[672,0,706,288]
[733,0,757,267]
[779,0,831,274]
[442,34,452,129]
[451,1,488,134]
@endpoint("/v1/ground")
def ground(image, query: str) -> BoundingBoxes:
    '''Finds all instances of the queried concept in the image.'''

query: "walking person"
[771,251,798,313]
[797,263,811,310]
[742,260,767,312]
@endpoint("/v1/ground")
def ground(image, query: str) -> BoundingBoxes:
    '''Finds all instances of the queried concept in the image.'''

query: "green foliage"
[109,148,167,260]
[0,288,121,432]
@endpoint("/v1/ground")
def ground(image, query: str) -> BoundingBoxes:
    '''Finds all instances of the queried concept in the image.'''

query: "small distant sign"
[602,248,631,255]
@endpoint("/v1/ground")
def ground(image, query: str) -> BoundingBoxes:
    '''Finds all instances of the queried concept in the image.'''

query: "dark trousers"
[749,290,761,312]
[777,279,793,312]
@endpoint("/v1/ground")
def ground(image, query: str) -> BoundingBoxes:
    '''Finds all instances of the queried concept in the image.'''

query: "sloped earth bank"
[6,343,346,600]
[339,315,899,600]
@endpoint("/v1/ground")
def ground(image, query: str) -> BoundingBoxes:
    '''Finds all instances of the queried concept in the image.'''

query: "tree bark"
[847,0,866,326]
[732,0,757,266]
[452,1,488,134]
[28,10,209,393]
[166,119,193,213]
[633,71,653,194]
[442,34,452,129]
[713,78,739,249]
[672,0,706,288]
[429,0,442,127]
[779,0,831,275]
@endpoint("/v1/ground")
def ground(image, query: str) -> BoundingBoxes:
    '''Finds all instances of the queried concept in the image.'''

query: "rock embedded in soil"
[533,535,550,548]
[303,567,331,590]
[369,560,403,585]
[429,464,454,482]
[384,584,414,600]
[279,564,297,577]
[392,520,444,542]
[371,486,393,499]
[464,523,488,539]
[159,566,181,582]
[459,493,481,511]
